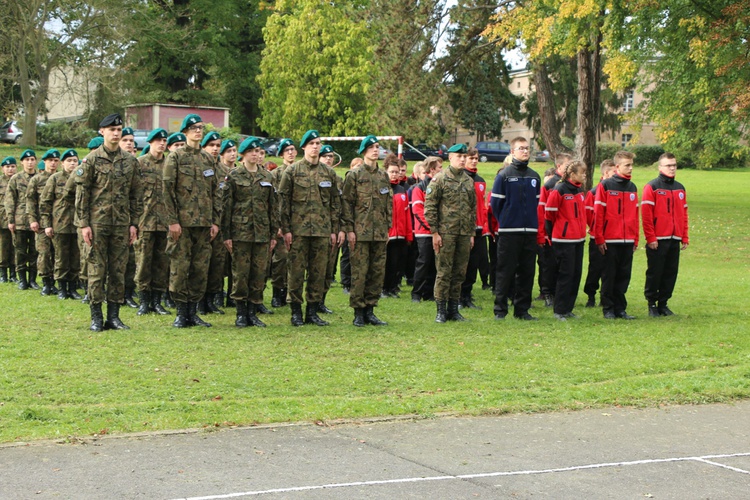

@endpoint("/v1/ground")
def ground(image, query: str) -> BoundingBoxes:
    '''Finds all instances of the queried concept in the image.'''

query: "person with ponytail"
[544,160,588,320]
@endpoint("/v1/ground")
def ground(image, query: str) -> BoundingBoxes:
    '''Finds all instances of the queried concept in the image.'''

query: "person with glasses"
[489,137,541,321]
[162,114,222,328]
[642,153,688,317]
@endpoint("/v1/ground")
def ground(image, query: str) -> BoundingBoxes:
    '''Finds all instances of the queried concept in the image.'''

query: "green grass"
[1,152,749,443]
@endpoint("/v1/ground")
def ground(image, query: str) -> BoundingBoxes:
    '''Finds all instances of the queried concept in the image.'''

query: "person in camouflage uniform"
[219,139,238,308]
[318,144,345,314]
[222,137,279,328]
[39,149,81,300]
[424,144,476,323]
[134,128,170,316]
[162,114,222,328]
[27,149,60,296]
[119,127,139,308]
[278,130,340,327]
[269,138,296,308]
[0,157,17,283]
[341,135,392,327]
[6,149,40,290]
[160,132,188,310]
[76,113,143,331]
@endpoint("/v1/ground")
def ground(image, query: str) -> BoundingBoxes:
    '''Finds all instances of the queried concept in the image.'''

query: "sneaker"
[494,313,507,320]
[554,313,567,321]
[658,305,674,316]
[648,304,660,318]
[515,313,538,321]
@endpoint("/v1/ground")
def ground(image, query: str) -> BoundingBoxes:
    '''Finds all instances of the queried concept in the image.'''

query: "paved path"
[2,402,750,499]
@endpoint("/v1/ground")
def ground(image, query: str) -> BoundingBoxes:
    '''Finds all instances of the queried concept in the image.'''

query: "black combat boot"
[0,267,7,283]
[214,292,229,310]
[459,294,480,310]
[225,293,236,308]
[276,288,288,307]
[364,305,387,326]
[105,302,130,330]
[648,302,660,318]
[271,287,284,307]
[353,308,366,327]
[124,287,139,308]
[247,303,267,328]
[188,301,212,327]
[435,301,448,323]
[40,276,53,296]
[89,303,104,332]
[305,303,329,326]
[585,294,596,307]
[49,279,59,295]
[448,300,466,321]
[164,292,176,308]
[67,281,82,300]
[137,291,151,316]
[17,269,29,290]
[81,282,90,304]
[8,267,17,283]
[57,280,69,300]
[318,293,333,314]
[235,301,249,327]
[173,302,190,328]
[206,292,225,314]
[290,302,304,327]
[151,292,169,315]
[197,296,209,315]
[256,302,274,315]
[658,301,674,316]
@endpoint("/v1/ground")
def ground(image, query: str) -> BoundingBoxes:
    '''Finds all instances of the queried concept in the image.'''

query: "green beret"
[41,149,60,160]
[299,130,320,148]
[140,144,151,157]
[180,114,202,132]
[201,131,222,147]
[87,137,104,149]
[1,157,16,167]
[61,149,78,161]
[99,113,123,128]
[238,136,263,154]
[448,143,467,154]
[220,139,236,155]
[20,149,36,161]
[167,133,186,146]
[121,127,134,138]
[146,128,168,142]
[320,145,334,155]
[278,138,295,155]
[358,134,378,155]
[37,161,45,171]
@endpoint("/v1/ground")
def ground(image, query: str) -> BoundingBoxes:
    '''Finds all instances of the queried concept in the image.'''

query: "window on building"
[622,134,633,147]
[622,90,635,112]
[517,82,521,89]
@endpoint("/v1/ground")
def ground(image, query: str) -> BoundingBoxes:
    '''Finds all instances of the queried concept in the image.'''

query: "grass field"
[1,145,749,444]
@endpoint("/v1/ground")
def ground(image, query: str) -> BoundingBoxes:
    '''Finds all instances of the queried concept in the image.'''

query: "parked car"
[132,129,150,150]
[261,138,281,156]
[534,149,552,162]
[0,121,24,144]
[474,141,511,163]
[378,146,391,160]
[402,143,443,161]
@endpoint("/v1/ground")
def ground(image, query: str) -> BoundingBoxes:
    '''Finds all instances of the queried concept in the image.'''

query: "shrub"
[629,144,665,166]
[37,121,97,148]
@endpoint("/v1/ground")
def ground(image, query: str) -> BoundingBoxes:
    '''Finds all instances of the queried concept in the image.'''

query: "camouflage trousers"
[166,226,211,303]
[287,236,329,304]
[0,227,14,268]
[231,241,271,304]
[77,227,87,281]
[206,232,227,294]
[324,244,340,293]
[126,246,136,291]
[13,230,37,273]
[52,232,80,281]
[35,232,55,277]
[135,230,169,292]
[349,240,387,309]
[270,234,287,288]
[87,225,129,305]
[434,234,471,301]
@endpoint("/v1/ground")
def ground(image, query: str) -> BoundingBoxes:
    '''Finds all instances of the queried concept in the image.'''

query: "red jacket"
[486,189,498,235]
[466,169,489,235]
[594,174,639,246]
[545,181,588,243]
[411,176,432,237]
[537,173,561,244]
[584,183,599,236]
[389,183,413,241]
[641,173,689,244]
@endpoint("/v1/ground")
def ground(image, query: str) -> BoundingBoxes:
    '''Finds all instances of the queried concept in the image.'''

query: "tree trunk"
[575,27,603,190]
[533,63,570,158]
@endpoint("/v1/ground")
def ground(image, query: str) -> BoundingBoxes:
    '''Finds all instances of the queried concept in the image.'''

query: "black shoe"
[342,287,350,295]
[105,302,130,330]
[28,270,40,290]
[271,287,284,308]
[206,292,225,314]
[173,302,190,328]
[516,312,538,321]
[482,283,492,291]
[318,302,333,314]
[448,300,466,321]
[188,301,212,327]
[603,310,617,319]
[534,293,545,301]
[585,295,596,307]
[68,281,82,300]
[411,295,421,303]
[353,308,366,327]
[246,303,267,328]
[648,304,660,318]
[123,288,138,308]
[305,303,329,326]
[137,291,151,316]
[235,301,249,327]
[364,305,387,326]
[151,292,169,315]
[554,313,568,321]
[543,294,554,307]
[616,311,636,320]
[164,292,176,309]
[494,313,507,320]
[8,268,17,283]
[658,304,674,316]
[435,301,448,323]
[459,296,480,310]
[49,279,59,295]
[196,296,209,315]
[225,296,236,308]
[290,302,304,327]
[17,270,29,290]
[256,302,274,315]
[82,293,90,304]
[89,303,105,332]
[57,280,69,300]
[0,268,7,283]
[40,276,53,296]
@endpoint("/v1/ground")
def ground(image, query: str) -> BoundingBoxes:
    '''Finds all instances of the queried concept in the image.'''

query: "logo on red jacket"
[479,184,484,191]
[401,194,406,201]
[630,193,636,201]
[679,192,684,200]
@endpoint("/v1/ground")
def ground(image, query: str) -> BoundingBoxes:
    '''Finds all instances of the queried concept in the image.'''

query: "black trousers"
[339,241,351,288]
[488,234,497,288]
[461,231,488,298]
[413,237,436,300]
[493,232,537,317]
[553,242,584,315]
[538,242,557,296]
[644,239,681,306]
[600,242,634,315]
[583,238,605,299]
[384,239,408,292]
[405,238,418,284]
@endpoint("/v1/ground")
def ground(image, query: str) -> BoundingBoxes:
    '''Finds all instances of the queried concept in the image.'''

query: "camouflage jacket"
[277,159,340,236]
[75,146,143,228]
[424,166,477,236]
[162,145,221,228]
[0,174,11,227]
[40,170,76,234]
[25,170,52,225]
[4,171,37,229]
[341,162,392,241]
[221,166,278,243]
[137,153,167,232]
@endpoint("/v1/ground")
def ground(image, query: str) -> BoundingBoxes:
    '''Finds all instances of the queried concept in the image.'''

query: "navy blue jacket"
[490,160,541,234]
